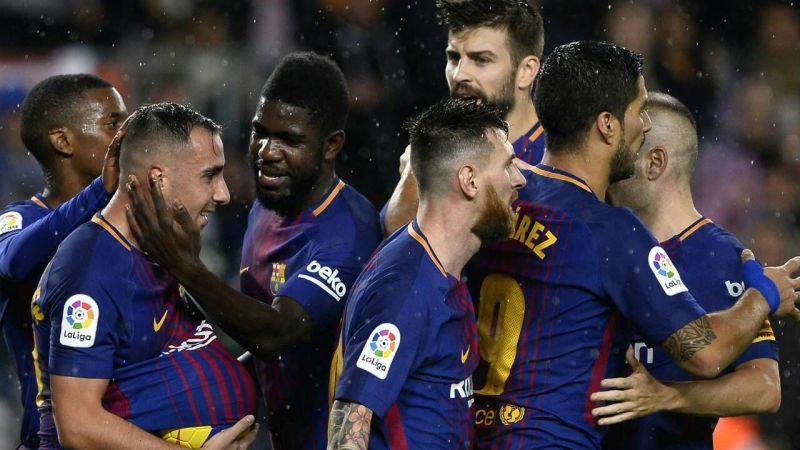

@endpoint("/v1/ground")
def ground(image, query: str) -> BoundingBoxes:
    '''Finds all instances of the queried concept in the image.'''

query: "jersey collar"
[406,219,447,278]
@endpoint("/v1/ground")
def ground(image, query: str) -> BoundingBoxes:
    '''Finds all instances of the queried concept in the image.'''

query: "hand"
[398,144,411,175]
[125,174,203,277]
[202,415,258,449]
[747,249,800,320]
[101,115,133,194]
[590,347,676,426]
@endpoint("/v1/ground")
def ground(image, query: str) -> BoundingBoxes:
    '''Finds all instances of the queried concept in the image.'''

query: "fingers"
[591,401,634,419]
[599,377,632,390]
[788,307,800,322]
[125,205,145,245]
[147,174,172,230]
[781,256,800,276]
[236,422,259,449]
[202,415,256,448]
[625,347,641,370]
[590,388,628,403]
[597,411,638,426]
[173,200,200,234]
[740,248,755,263]
[126,175,161,236]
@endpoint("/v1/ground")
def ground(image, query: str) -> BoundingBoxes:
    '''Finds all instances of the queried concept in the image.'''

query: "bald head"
[644,92,698,184]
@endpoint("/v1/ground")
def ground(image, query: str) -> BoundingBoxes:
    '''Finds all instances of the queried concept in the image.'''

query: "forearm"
[668,289,770,378]
[56,408,174,449]
[327,400,373,450]
[176,263,299,357]
[382,168,418,237]
[665,362,780,416]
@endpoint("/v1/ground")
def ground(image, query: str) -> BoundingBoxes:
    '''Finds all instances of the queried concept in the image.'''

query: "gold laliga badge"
[270,262,287,295]
[499,403,525,425]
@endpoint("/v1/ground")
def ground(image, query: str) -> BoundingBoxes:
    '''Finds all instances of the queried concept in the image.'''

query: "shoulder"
[49,220,133,286]
[309,183,382,249]
[0,199,48,235]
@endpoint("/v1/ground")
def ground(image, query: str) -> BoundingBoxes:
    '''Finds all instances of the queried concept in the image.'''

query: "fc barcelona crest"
[270,262,287,295]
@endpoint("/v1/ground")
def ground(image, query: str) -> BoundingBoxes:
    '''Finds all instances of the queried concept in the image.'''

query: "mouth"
[257,169,289,189]
[198,210,214,227]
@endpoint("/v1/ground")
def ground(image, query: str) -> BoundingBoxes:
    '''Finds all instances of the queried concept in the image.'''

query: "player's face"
[71,87,128,178]
[472,128,527,243]
[446,27,517,116]
[165,129,230,229]
[609,76,651,183]
[249,99,324,216]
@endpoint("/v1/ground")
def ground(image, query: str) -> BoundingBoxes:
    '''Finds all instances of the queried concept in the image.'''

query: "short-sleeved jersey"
[32,215,257,448]
[0,177,110,448]
[239,179,381,450]
[514,121,546,165]
[332,220,480,449]
[465,165,707,449]
[603,218,779,450]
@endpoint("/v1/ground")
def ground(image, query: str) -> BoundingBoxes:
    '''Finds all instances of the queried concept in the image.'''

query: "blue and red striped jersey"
[465,165,707,449]
[240,179,381,450]
[0,177,110,448]
[332,220,480,449]
[32,215,257,448]
[603,218,779,450]
[513,121,546,165]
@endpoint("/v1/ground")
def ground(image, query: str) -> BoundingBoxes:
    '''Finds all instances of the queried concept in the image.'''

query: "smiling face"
[163,128,230,228]
[446,26,517,116]
[70,87,128,178]
[249,99,324,216]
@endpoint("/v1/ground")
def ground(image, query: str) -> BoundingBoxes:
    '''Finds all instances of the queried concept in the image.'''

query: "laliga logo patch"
[357,323,400,380]
[648,246,688,296]
[499,404,525,425]
[59,294,99,348]
[298,260,347,301]
[0,211,22,235]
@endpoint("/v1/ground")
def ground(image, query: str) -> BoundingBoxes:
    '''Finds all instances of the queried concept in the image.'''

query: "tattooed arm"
[328,401,374,450]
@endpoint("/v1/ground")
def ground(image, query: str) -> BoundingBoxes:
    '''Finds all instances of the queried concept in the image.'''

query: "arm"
[126,175,312,358]
[591,349,779,425]
[661,251,800,378]
[327,400,373,450]
[382,146,418,237]
[51,375,257,449]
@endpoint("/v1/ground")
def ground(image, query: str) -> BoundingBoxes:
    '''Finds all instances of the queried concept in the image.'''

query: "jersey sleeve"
[596,209,707,345]
[334,273,433,417]
[44,258,126,380]
[0,177,110,281]
[277,226,375,330]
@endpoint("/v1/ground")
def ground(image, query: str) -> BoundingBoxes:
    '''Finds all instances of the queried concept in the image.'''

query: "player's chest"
[240,235,312,300]
[115,284,187,360]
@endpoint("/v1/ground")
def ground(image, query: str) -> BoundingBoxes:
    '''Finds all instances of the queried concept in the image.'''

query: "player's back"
[240,180,381,449]
[467,165,705,449]
[604,220,778,450]
[514,121,546,165]
[33,216,257,447]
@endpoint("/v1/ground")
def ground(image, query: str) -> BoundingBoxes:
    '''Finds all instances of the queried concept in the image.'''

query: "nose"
[451,59,470,84]
[254,138,279,162]
[511,163,527,190]
[214,176,231,206]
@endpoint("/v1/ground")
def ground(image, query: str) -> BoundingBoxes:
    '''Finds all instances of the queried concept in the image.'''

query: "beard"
[252,151,323,217]
[450,70,516,117]
[472,184,515,244]
[609,133,637,184]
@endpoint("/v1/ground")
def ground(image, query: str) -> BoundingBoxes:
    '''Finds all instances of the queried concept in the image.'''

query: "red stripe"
[154,355,189,424]
[583,312,619,425]
[211,343,247,415]
[200,342,235,421]
[183,348,221,424]
[385,404,409,450]
[168,352,204,424]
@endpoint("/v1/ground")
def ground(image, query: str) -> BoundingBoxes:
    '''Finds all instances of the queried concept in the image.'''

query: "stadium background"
[0,0,797,447]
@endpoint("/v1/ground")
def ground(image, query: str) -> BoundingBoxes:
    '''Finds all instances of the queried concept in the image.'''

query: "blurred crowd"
[0,0,798,447]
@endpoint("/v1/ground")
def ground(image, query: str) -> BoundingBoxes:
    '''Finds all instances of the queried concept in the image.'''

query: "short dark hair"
[647,91,696,131]
[647,92,698,177]
[406,98,508,194]
[534,41,643,152]
[260,52,349,137]
[436,0,545,64]
[19,74,113,166]
[120,102,221,171]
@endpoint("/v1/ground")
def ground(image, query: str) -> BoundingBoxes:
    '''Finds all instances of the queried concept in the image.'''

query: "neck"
[416,197,480,277]
[635,188,702,242]
[42,168,95,209]
[282,171,336,218]
[505,96,538,143]
[100,191,138,249]
[541,149,611,200]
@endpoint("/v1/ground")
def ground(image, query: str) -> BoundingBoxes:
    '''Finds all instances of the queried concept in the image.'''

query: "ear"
[516,55,541,90]
[646,147,668,181]
[457,164,479,199]
[323,130,346,161]
[48,127,74,157]
[147,166,166,190]
[595,112,618,145]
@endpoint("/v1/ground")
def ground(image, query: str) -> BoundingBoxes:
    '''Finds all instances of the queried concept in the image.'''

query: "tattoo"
[663,316,717,362]
[328,400,373,450]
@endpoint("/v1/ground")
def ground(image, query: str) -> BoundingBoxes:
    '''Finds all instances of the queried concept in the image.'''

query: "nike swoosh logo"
[153,310,168,332]
[461,345,470,364]
[240,266,250,275]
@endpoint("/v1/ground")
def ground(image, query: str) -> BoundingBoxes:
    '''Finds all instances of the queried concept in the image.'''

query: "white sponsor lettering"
[161,320,217,355]
[0,211,23,235]
[298,260,347,301]
[633,341,654,364]
[648,246,688,296]
[357,323,400,379]
[59,294,99,348]
[726,280,745,298]
[450,376,475,407]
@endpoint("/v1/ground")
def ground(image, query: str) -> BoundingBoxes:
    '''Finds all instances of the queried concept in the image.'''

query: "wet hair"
[259,52,349,137]
[436,0,545,64]
[406,98,508,194]
[19,74,114,166]
[534,41,643,152]
[120,102,221,172]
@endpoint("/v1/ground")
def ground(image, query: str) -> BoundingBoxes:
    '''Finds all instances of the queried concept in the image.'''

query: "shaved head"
[644,92,698,184]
